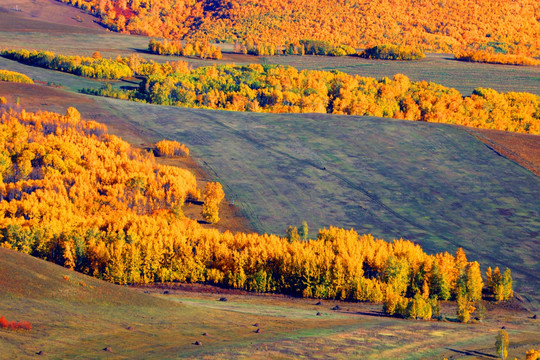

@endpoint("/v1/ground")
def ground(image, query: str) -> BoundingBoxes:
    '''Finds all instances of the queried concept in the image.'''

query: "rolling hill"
[0,6,540,357]
[1,80,539,310]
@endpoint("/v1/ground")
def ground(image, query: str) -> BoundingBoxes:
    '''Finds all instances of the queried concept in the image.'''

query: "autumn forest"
[0,101,513,322]
[59,0,540,56]
[0,0,539,358]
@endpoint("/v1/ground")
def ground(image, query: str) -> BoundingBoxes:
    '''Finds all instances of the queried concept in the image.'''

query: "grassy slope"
[0,247,344,359]
[1,247,539,359]
[91,97,540,308]
[0,76,539,308]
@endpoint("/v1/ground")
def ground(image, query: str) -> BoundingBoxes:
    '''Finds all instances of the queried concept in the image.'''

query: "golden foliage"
[359,44,425,60]
[8,46,537,136]
[526,349,540,360]
[0,69,34,84]
[0,49,133,80]
[0,103,512,315]
[149,38,222,60]
[155,140,189,157]
[455,50,540,66]
[59,0,540,55]
[201,182,225,223]
[135,65,540,135]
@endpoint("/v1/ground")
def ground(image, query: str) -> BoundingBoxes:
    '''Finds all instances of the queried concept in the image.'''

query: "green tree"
[477,300,487,321]
[456,296,475,323]
[286,226,299,242]
[495,329,509,360]
[431,262,451,300]
[298,221,309,240]
[502,268,513,301]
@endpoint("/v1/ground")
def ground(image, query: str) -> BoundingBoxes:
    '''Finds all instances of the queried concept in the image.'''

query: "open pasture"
[1,248,539,359]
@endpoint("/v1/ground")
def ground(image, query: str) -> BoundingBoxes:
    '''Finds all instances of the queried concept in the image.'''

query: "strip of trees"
[148,39,222,60]
[5,47,538,135]
[131,64,540,135]
[0,69,34,84]
[0,49,133,80]
[454,50,540,66]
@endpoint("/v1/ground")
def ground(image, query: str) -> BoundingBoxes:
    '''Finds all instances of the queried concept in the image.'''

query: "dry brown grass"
[0,0,105,33]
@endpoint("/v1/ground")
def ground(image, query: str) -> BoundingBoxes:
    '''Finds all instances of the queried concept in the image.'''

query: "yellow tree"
[201,182,225,223]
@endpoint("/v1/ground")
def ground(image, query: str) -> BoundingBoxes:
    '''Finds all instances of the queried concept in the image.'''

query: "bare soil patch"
[467,128,540,176]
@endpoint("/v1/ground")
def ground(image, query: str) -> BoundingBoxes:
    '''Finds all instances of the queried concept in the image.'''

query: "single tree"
[201,182,225,223]
[286,226,299,242]
[502,268,513,301]
[495,329,509,360]
[298,221,309,240]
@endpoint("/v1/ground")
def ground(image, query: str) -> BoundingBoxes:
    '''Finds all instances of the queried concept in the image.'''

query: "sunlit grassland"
[1,248,539,359]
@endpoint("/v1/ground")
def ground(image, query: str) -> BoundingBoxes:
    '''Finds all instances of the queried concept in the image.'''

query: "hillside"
[1,3,539,358]
[2,99,520,315]
[56,0,540,55]
[82,97,540,309]
[1,81,538,310]
[2,247,539,359]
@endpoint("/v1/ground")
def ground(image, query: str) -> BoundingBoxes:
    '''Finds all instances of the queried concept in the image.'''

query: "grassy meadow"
[1,247,539,359]
[91,97,540,309]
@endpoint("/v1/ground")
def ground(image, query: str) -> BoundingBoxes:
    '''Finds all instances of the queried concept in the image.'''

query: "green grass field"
[1,247,539,359]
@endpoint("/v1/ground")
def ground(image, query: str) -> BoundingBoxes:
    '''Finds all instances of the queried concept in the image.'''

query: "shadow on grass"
[131,48,153,55]
[352,311,388,318]
[187,199,204,206]
[446,348,497,358]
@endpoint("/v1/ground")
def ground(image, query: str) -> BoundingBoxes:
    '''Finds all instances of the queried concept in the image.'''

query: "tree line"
[4,48,538,135]
[454,50,540,66]
[58,0,540,56]
[0,101,513,323]
[233,39,358,57]
[148,39,222,60]
[88,62,539,135]
[0,49,133,80]
[233,41,424,60]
